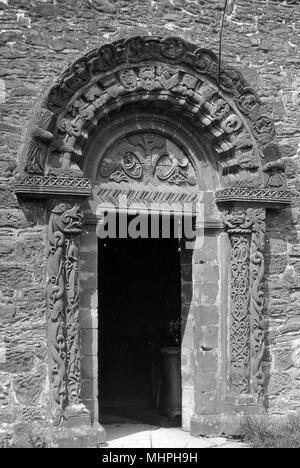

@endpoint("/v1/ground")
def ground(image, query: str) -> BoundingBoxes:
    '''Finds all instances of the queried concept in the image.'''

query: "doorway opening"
[98,214,183,426]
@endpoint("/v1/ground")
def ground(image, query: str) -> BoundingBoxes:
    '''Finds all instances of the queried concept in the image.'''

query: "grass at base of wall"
[242,415,300,448]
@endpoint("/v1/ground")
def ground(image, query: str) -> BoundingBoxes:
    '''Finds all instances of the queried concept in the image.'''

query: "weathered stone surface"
[12,367,46,405]
[0,349,35,374]
[195,350,218,374]
[193,305,219,326]
[15,236,45,264]
[0,211,32,229]
[195,326,219,351]
[0,265,32,290]
[268,372,294,396]
[274,348,294,371]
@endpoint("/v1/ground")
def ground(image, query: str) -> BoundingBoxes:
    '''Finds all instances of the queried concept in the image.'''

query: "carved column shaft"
[228,230,251,393]
[47,202,85,425]
[249,211,266,398]
[223,208,266,400]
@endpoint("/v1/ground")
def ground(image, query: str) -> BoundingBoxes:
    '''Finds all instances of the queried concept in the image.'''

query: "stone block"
[81,228,98,252]
[81,355,98,380]
[0,242,13,256]
[12,367,46,405]
[80,251,98,273]
[182,317,194,347]
[198,236,219,263]
[195,392,220,415]
[195,349,218,373]
[0,210,32,229]
[0,348,35,373]
[193,263,219,282]
[81,379,98,400]
[80,308,98,329]
[181,262,192,282]
[80,271,97,290]
[195,372,218,393]
[268,372,294,396]
[83,398,99,423]
[80,290,98,308]
[0,307,16,325]
[0,265,33,290]
[181,248,193,266]
[0,189,17,209]
[196,282,219,305]
[191,415,222,437]
[195,325,219,350]
[0,375,10,409]
[181,303,193,321]
[15,236,45,264]
[181,281,193,305]
[265,254,288,275]
[193,304,219,326]
[81,329,98,356]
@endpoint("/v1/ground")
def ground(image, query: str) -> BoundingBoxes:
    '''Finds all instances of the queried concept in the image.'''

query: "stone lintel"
[216,188,292,207]
[14,176,92,199]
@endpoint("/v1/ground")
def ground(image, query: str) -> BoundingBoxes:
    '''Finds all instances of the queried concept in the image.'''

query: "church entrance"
[98,215,182,426]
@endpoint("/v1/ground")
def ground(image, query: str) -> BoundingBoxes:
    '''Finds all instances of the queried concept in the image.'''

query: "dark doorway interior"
[98,216,182,425]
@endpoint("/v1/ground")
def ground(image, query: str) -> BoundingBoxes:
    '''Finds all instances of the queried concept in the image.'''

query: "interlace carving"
[223,208,266,397]
[249,210,266,398]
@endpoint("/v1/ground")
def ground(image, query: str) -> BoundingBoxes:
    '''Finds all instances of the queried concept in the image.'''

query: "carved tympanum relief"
[98,133,197,187]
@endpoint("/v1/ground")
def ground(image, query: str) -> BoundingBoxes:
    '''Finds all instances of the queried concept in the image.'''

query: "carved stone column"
[222,207,266,403]
[249,211,266,399]
[47,201,89,426]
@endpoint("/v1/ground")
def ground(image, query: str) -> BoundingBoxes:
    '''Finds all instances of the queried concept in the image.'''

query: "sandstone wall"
[0,0,299,446]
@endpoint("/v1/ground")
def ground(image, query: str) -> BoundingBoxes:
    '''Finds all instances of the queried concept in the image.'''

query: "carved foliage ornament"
[47,202,86,425]
[222,208,266,398]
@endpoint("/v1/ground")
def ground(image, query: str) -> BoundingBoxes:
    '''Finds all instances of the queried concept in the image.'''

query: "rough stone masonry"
[0,0,299,448]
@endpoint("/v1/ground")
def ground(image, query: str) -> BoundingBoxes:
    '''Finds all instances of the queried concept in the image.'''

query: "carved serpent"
[47,203,84,423]
[250,231,265,397]
[48,228,67,417]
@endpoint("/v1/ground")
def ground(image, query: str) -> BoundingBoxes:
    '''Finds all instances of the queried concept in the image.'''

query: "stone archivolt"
[17,36,289,202]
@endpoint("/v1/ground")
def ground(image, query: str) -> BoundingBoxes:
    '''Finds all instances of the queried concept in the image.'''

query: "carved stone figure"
[24,109,56,175]
[119,68,138,90]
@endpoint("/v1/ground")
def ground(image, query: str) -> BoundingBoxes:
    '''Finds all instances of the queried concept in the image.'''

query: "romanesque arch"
[14,36,291,441]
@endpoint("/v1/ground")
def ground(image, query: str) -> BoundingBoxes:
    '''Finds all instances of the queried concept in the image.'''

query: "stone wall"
[0,0,300,446]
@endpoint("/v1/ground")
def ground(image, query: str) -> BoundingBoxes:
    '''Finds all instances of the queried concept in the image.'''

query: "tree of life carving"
[98,133,197,187]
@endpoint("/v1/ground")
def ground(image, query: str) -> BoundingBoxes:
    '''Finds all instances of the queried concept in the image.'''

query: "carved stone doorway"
[14,36,291,446]
[98,225,182,426]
